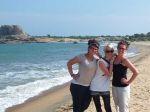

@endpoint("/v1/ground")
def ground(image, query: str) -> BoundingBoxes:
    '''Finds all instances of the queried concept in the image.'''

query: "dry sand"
[6,41,150,112]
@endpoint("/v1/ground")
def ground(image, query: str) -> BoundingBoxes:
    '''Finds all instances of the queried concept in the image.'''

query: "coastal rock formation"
[0,25,24,36]
[0,25,29,43]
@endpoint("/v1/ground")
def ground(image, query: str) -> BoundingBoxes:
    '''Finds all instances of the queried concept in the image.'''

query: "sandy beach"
[6,41,150,112]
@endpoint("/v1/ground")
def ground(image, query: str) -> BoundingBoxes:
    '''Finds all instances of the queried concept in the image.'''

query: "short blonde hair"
[104,44,114,51]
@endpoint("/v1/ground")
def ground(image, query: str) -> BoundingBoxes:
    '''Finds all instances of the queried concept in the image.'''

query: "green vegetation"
[128,32,150,41]
[45,33,150,41]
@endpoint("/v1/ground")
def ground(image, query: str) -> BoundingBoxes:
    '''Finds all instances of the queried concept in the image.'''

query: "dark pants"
[92,92,112,112]
[70,83,92,112]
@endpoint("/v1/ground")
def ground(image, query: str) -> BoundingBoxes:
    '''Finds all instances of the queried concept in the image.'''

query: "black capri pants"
[70,83,92,112]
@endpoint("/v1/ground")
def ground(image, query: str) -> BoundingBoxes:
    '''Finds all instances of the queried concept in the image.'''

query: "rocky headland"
[0,25,91,44]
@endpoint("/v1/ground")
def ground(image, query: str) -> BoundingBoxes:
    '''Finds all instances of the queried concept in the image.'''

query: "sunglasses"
[105,50,114,53]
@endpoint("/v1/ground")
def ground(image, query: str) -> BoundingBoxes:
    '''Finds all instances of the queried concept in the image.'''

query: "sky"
[0,0,150,36]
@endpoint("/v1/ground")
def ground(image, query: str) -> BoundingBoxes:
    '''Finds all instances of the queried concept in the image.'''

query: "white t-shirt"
[71,54,97,86]
[90,58,111,91]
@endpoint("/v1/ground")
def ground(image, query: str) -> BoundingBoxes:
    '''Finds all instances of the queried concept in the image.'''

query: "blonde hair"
[104,44,114,51]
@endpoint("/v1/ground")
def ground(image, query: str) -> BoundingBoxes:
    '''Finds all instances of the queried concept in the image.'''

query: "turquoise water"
[0,43,87,89]
[0,43,86,63]
[0,42,138,112]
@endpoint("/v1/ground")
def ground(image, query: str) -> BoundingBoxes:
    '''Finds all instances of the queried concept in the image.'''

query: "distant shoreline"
[1,34,150,44]
[0,37,93,44]
[1,25,150,44]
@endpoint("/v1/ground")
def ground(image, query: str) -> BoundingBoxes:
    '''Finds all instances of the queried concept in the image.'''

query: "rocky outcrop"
[0,25,94,44]
[0,25,29,43]
[0,25,24,36]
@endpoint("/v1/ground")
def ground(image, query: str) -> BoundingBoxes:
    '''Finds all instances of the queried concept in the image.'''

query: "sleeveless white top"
[71,54,97,86]
[90,58,111,91]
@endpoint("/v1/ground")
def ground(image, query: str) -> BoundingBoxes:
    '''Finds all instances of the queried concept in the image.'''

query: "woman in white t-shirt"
[90,44,115,112]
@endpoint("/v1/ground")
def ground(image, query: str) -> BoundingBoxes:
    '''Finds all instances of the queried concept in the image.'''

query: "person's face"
[89,46,99,55]
[105,47,114,59]
[117,44,127,55]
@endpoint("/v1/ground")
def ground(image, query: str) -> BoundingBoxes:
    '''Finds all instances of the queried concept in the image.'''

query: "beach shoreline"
[6,82,72,112]
[6,41,150,112]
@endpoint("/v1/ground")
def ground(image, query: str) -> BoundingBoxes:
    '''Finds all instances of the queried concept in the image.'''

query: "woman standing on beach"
[67,39,99,112]
[112,40,139,112]
[90,44,114,112]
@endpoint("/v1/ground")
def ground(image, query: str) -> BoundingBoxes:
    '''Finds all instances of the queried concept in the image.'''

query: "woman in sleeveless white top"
[90,58,110,92]
[90,44,115,112]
